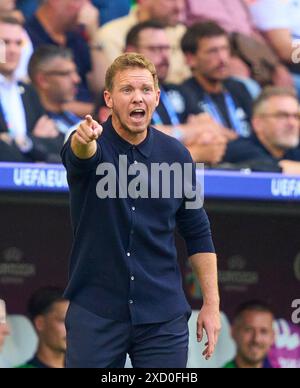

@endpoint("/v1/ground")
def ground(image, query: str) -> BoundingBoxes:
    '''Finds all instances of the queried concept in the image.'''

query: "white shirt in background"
[0,74,27,138]
[249,0,300,39]
[15,30,33,82]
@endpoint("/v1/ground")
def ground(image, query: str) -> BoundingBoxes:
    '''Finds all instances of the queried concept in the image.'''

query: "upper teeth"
[133,109,144,113]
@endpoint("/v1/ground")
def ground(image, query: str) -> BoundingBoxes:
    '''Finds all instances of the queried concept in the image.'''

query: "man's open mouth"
[130,109,146,120]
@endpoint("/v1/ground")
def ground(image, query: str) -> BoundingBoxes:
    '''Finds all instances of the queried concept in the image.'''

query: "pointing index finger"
[85,115,94,126]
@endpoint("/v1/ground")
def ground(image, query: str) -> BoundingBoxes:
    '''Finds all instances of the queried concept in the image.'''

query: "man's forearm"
[189,253,220,306]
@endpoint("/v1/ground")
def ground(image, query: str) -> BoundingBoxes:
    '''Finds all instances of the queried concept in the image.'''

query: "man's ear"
[35,73,48,90]
[252,116,261,136]
[155,89,161,108]
[184,52,197,69]
[104,90,113,109]
[34,315,45,334]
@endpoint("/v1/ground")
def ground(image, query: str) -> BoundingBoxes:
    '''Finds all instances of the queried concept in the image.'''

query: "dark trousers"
[65,302,189,368]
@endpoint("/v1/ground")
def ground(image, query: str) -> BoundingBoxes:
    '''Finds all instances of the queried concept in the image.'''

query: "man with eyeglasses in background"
[223,87,300,174]
[28,45,82,138]
[0,15,62,162]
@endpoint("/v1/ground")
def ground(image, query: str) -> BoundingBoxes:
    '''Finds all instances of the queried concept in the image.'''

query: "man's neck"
[36,345,65,369]
[137,7,153,23]
[235,355,264,369]
[137,6,167,26]
[194,73,224,94]
[256,133,285,159]
[112,115,148,146]
[36,5,66,45]
[39,93,64,114]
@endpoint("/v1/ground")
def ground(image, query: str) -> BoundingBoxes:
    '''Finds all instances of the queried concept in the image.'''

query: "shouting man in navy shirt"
[62,53,220,368]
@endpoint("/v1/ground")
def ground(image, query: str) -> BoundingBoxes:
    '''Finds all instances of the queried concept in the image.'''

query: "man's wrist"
[202,298,220,308]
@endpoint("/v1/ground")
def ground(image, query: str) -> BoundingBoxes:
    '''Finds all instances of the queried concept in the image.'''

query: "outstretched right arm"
[71,115,103,160]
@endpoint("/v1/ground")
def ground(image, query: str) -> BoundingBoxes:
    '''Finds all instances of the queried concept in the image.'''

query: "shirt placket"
[126,146,138,319]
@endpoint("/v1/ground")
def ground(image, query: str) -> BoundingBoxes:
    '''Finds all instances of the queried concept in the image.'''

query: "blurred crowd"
[1,0,300,173]
[0,292,285,369]
[0,292,299,369]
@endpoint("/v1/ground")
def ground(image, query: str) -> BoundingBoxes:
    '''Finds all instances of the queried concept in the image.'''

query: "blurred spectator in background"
[124,21,229,165]
[18,287,69,369]
[0,0,33,81]
[0,16,63,163]
[16,0,41,21]
[0,300,10,354]
[224,301,275,368]
[185,0,294,93]
[0,299,10,368]
[29,45,82,136]
[25,0,106,117]
[92,0,131,25]
[181,22,253,140]
[17,0,132,25]
[0,322,10,354]
[186,0,255,35]
[248,0,300,97]
[223,87,300,174]
[95,0,190,84]
[0,0,24,21]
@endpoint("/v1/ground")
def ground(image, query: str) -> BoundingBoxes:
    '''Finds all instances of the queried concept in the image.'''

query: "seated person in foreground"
[223,301,275,369]
[18,287,69,369]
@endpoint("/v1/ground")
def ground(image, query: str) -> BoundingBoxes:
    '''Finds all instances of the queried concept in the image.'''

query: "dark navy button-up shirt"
[61,117,215,324]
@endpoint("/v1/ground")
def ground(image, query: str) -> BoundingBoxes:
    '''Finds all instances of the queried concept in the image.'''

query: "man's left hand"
[197,304,221,360]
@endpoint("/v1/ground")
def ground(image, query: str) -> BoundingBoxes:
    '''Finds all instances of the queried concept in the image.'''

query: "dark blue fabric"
[61,117,215,324]
[66,302,189,368]
[181,77,253,136]
[46,111,81,135]
[16,0,39,20]
[92,0,131,25]
[224,134,300,170]
[25,16,92,102]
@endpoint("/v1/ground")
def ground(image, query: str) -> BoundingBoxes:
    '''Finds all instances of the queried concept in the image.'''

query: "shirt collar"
[103,116,154,159]
[0,73,18,87]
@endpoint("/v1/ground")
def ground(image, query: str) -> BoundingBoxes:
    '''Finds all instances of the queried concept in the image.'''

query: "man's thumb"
[93,125,103,139]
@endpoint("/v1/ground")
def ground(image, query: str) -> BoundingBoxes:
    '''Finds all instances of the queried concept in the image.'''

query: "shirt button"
[132,207,136,211]
[129,300,134,304]
[131,276,135,281]
[130,230,134,235]
[127,252,131,257]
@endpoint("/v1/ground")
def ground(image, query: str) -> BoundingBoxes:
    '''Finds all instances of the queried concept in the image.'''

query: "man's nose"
[73,72,81,85]
[132,90,143,103]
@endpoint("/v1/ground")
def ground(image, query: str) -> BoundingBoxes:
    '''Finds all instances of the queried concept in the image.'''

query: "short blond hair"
[105,53,159,92]
[253,86,298,116]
